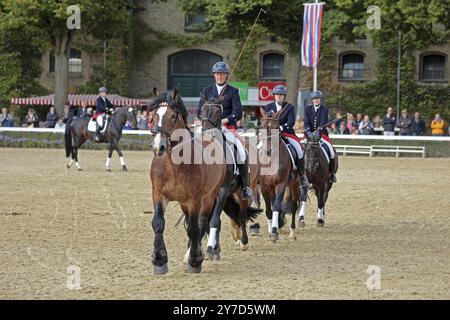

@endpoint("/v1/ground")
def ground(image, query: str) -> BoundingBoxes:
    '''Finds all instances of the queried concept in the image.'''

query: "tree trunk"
[54,32,72,115]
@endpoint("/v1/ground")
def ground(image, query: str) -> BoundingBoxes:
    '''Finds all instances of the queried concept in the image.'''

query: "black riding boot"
[94,123,101,142]
[238,153,252,200]
[298,157,309,187]
[329,157,337,183]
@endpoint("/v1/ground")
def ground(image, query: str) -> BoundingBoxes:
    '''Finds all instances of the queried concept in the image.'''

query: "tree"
[0,0,135,114]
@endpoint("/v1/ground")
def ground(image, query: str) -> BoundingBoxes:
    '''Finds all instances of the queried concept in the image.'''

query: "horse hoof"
[77,168,83,172]
[184,263,202,274]
[153,263,168,275]
[213,253,221,261]
[317,219,325,227]
[204,246,214,261]
[106,167,112,172]
[240,242,249,251]
[289,235,297,241]
[122,165,128,172]
[299,219,305,228]
[270,228,279,242]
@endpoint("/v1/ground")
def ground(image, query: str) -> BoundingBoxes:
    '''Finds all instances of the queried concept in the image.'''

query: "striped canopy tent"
[10,94,145,107]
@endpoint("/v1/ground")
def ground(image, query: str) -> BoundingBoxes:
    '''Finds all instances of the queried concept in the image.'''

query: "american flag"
[301,2,325,68]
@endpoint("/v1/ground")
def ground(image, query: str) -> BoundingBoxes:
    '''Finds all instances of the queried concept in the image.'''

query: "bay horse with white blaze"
[149,90,259,274]
[258,108,301,242]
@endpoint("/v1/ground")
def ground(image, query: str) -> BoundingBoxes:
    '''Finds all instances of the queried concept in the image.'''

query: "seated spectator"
[431,113,445,136]
[351,127,359,135]
[372,114,383,135]
[411,112,426,136]
[328,123,338,134]
[77,101,90,118]
[294,115,304,135]
[346,113,356,132]
[355,113,363,128]
[334,112,343,128]
[383,107,396,136]
[54,117,66,129]
[45,106,58,128]
[337,121,350,135]
[0,108,14,127]
[137,110,149,130]
[397,109,412,136]
[359,115,373,135]
[23,108,39,128]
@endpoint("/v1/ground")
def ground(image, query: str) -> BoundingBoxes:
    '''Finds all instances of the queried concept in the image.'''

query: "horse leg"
[236,193,249,251]
[72,139,83,171]
[206,192,226,261]
[316,187,325,228]
[106,143,114,172]
[185,213,203,273]
[152,195,169,275]
[299,185,308,227]
[262,190,273,237]
[289,186,300,241]
[113,140,128,171]
[270,183,287,242]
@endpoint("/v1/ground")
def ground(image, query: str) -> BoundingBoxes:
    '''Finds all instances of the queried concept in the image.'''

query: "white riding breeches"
[319,138,335,159]
[286,137,304,159]
[96,114,104,127]
[222,127,246,163]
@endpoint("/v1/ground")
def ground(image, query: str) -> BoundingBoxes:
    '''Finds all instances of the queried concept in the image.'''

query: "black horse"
[64,106,138,171]
[299,132,338,227]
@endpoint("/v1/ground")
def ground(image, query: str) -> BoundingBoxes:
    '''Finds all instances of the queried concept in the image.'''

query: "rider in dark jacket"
[304,90,337,183]
[197,61,252,200]
[93,87,113,141]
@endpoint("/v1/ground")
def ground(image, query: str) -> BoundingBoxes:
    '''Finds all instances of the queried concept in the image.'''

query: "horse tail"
[64,121,72,158]
[223,195,262,226]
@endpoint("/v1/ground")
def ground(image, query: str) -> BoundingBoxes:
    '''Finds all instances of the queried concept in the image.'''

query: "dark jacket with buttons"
[95,96,113,114]
[197,84,242,127]
[264,102,296,135]
[304,104,329,136]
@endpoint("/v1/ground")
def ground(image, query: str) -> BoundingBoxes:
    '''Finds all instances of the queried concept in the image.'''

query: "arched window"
[69,48,82,73]
[421,54,446,80]
[168,50,222,97]
[341,53,364,80]
[261,52,285,80]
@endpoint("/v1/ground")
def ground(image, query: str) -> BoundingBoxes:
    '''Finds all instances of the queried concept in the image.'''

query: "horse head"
[150,89,187,156]
[305,132,322,174]
[201,96,224,131]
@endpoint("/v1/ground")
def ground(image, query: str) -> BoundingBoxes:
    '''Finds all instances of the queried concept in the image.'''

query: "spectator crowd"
[1,105,449,137]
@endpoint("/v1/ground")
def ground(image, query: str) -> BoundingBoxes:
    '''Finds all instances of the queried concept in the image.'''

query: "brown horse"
[149,90,259,274]
[299,132,338,227]
[258,108,301,242]
[200,98,261,260]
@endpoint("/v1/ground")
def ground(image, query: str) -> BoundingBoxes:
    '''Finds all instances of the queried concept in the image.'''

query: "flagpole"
[313,0,319,91]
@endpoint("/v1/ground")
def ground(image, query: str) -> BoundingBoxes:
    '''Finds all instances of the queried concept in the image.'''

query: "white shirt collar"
[216,84,226,96]
[314,104,320,111]
[275,102,283,112]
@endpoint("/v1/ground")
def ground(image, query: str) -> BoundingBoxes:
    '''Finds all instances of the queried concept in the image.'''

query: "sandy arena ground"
[0,148,449,299]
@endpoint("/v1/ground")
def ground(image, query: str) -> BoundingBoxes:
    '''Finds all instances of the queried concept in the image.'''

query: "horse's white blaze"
[207,228,217,248]
[318,208,324,220]
[267,219,272,233]
[157,106,167,127]
[106,157,111,167]
[119,156,125,166]
[272,211,279,230]
[300,201,307,218]
[153,133,161,149]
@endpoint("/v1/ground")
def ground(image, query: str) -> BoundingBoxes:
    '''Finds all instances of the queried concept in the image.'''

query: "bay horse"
[200,97,261,260]
[258,107,301,242]
[64,106,138,171]
[149,90,260,274]
[299,132,338,227]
